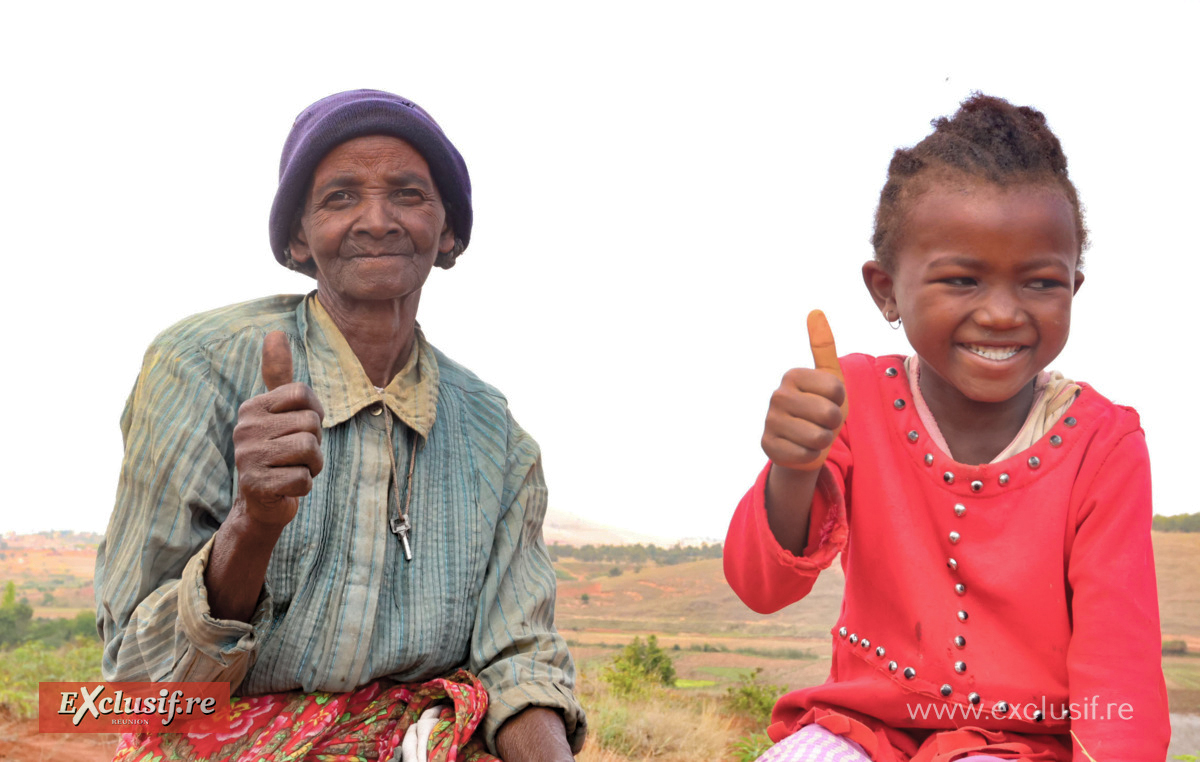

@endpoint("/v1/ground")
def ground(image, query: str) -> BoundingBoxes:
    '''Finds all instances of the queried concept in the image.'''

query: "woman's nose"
[354,195,401,238]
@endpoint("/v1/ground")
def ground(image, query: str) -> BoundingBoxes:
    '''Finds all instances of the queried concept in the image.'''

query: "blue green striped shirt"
[94,293,585,752]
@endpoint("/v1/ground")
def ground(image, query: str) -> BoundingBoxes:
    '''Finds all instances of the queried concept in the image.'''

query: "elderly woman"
[95,90,584,761]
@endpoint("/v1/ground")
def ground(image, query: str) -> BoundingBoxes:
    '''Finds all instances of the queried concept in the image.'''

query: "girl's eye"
[1029,279,1066,290]
[940,277,976,287]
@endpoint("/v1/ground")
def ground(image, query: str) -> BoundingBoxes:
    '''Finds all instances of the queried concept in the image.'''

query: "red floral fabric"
[112,670,497,762]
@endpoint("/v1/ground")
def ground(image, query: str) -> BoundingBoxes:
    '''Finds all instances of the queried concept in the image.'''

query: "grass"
[0,639,104,718]
[673,679,717,689]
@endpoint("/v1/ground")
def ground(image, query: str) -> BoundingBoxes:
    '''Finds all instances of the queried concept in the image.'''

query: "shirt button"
[371,405,384,416]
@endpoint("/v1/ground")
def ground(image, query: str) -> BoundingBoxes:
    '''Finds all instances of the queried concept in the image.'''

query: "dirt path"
[0,715,118,762]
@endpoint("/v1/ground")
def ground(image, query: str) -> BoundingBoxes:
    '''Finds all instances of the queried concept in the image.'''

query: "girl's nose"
[974,289,1026,330]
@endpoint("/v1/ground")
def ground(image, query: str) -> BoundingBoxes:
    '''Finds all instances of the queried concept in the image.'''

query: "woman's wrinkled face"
[865,183,1083,407]
[289,135,455,305]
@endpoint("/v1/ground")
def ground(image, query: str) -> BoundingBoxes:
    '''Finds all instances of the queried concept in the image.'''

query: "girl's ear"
[862,260,898,318]
[1072,269,1085,295]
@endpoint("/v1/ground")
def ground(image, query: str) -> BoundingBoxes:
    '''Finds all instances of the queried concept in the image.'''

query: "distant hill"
[543,509,679,547]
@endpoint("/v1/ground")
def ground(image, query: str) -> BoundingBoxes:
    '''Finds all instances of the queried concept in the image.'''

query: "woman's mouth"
[961,343,1024,361]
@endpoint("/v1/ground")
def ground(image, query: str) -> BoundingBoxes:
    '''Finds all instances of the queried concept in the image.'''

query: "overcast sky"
[3,2,1197,540]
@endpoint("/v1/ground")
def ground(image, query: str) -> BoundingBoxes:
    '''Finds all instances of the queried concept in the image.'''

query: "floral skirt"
[112,669,498,762]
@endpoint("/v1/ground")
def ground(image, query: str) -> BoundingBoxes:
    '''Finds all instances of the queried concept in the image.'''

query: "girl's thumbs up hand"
[231,331,326,531]
[761,310,848,472]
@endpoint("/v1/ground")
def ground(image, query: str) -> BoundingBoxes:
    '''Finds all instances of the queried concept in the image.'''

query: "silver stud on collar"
[955,583,966,596]
[969,692,981,705]
[954,661,967,674]
[925,453,934,466]
[954,503,966,517]
[1028,456,1041,469]
[941,684,952,697]
[885,367,898,377]
[894,399,906,410]
[998,473,1010,485]
[839,627,848,638]
[970,480,983,492]
[1064,416,1077,427]
[947,558,958,571]
[888,661,898,672]
[943,472,955,484]
[908,430,919,442]
[1050,435,1062,447]
[948,531,961,544]
[876,646,885,657]
[903,667,916,679]
[957,610,969,622]
[954,635,966,649]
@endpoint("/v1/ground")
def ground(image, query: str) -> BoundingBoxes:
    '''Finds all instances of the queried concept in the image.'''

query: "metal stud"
[995,701,1009,715]
[885,367,898,377]
[875,646,885,657]
[954,503,966,517]
[1050,434,1062,447]
[1064,416,1077,427]
[970,480,983,492]
[954,661,967,674]
[888,661,898,672]
[908,430,919,442]
[894,399,906,410]
[954,635,966,649]
[839,627,848,638]
[903,667,916,680]
[998,473,1009,485]
[1028,456,1041,469]
[849,634,858,644]
[1033,709,1045,722]
[943,471,955,484]
[860,639,870,649]
[955,583,966,596]
[940,684,952,697]
[949,531,960,544]
[947,558,958,571]
[968,692,981,705]
[957,610,969,622]
[925,453,934,466]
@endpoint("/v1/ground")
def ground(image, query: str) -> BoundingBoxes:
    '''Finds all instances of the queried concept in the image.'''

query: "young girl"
[723,95,1170,762]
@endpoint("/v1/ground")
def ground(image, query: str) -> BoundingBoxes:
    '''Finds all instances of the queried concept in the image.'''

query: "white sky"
[2,2,1197,540]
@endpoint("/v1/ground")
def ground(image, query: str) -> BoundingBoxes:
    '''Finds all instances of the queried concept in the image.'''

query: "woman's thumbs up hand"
[231,331,326,530]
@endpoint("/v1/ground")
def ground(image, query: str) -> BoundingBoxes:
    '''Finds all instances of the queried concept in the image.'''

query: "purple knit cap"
[269,89,472,269]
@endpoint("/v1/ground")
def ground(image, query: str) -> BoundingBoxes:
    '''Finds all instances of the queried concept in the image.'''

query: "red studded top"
[724,354,1169,762]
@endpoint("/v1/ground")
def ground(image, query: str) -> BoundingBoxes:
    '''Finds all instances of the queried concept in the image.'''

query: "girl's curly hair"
[872,93,1087,271]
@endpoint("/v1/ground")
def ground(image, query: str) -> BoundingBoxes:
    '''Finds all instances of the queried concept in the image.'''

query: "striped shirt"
[95,292,585,752]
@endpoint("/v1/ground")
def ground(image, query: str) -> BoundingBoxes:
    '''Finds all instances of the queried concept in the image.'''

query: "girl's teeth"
[964,344,1020,360]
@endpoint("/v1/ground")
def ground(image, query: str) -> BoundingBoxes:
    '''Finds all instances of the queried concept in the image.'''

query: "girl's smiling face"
[864,182,1084,410]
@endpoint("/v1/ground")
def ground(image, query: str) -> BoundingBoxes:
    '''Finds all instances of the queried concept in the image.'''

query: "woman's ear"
[862,260,897,318]
[1072,269,1085,295]
[438,222,456,255]
[289,216,312,265]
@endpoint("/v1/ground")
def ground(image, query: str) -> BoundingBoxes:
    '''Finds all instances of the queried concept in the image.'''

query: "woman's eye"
[393,188,424,201]
[325,190,352,205]
[940,277,976,287]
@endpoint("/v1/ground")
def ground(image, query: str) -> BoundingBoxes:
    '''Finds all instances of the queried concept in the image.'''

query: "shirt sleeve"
[1065,428,1170,760]
[94,342,272,690]
[469,412,586,754]
[723,433,850,615]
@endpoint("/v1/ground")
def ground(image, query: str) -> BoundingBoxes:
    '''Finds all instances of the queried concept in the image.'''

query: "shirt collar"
[298,292,439,437]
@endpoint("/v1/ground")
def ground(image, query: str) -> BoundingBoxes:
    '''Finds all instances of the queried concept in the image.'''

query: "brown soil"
[0,712,118,761]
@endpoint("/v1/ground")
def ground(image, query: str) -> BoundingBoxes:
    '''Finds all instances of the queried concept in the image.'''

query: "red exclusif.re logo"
[39,682,230,734]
